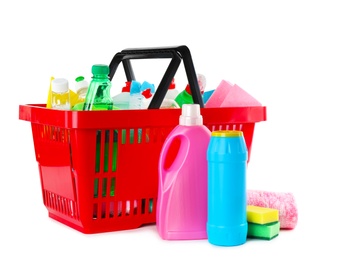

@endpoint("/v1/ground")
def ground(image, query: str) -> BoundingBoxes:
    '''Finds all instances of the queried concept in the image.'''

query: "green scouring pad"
[247,221,280,240]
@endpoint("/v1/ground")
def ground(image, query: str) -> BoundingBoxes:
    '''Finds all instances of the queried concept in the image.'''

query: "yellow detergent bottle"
[46,76,79,109]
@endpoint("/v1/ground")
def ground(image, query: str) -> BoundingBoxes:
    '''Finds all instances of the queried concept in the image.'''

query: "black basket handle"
[108,45,204,109]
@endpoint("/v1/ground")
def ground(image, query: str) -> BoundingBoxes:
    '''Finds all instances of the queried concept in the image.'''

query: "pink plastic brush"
[247,190,298,229]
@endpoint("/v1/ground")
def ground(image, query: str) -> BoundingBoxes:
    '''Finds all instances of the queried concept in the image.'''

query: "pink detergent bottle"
[156,104,211,240]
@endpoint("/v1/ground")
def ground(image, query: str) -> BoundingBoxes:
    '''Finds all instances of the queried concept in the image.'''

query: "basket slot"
[43,190,78,219]
[95,130,118,173]
[93,177,116,198]
[92,198,154,220]
[120,128,144,144]
[33,124,77,202]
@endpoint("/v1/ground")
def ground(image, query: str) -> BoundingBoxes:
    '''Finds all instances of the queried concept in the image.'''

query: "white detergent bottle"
[128,80,143,109]
[140,81,155,109]
[112,81,131,110]
[161,78,179,108]
[51,78,71,110]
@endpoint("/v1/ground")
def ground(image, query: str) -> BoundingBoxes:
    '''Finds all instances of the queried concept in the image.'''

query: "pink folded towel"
[205,80,261,108]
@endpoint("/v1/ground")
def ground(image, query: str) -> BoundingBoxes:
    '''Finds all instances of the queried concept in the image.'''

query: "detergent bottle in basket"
[156,104,211,240]
[175,74,206,108]
[51,78,71,110]
[140,81,155,109]
[165,78,179,100]
[71,76,89,110]
[161,78,179,108]
[128,80,143,109]
[112,81,131,109]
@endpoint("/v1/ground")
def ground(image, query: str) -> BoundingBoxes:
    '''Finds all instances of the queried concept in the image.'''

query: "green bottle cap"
[92,64,109,75]
[75,76,85,82]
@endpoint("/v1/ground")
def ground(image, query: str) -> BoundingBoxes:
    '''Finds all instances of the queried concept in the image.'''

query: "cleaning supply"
[140,81,155,109]
[164,78,179,100]
[51,78,71,110]
[71,76,89,110]
[207,130,248,247]
[161,78,179,108]
[46,76,55,108]
[203,89,214,104]
[205,80,262,108]
[128,80,143,109]
[175,74,206,107]
[247,190,298,229]
[46,76,78,109]
[246,205,280,240]
[112,81,131,109]
[156,104,211,240]
[83,64,116,111]
[174,84,193,107]
[247,221,280,240]
[247,205,279,225]
[160,98,180,109]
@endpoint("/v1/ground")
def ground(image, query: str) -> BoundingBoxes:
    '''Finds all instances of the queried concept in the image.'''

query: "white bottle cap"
[52,78,69,93]
[75,79,89,92]
[179,104,203,126]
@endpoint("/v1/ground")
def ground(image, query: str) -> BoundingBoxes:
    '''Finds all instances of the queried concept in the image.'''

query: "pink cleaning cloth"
[247,190,298,229]
[205,80,262,108]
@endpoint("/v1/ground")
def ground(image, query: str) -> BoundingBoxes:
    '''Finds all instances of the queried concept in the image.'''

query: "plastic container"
[19,45,266,234]
[207,130,248,246]
[72,76,89,110]
[112,81,131,109]
[51,78,71,110]
[203,89,215,104]
[140,81,155,109]
[128,80,143,109]
[160,79,179,108]
[83,64,114,110]
[174,84,193,107]
[175,74,206,108]
[165,78,179,100]
[160,98,179,109]
[156,104,211,240]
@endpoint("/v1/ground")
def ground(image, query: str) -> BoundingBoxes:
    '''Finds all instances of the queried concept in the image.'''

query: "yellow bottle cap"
[211,130,243,137]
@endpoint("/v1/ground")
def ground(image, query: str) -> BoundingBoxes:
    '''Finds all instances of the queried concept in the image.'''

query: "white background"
[2,1,349,259]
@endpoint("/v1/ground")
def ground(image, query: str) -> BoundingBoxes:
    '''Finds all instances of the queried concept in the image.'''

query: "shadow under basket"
[19,104,266,234]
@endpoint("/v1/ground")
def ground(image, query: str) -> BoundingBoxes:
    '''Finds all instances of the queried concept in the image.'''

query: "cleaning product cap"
[122,81,131,92]
[92,64,109,75]
[197,73,206,93]
[52,78,69,93]
[141,81,155,93]
[169,78,175,89]
[130,80,141,94]
[179,104,203,126]
[75,76,88,92]
[142,88,153,99]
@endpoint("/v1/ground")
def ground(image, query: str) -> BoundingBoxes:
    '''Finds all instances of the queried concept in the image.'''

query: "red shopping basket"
[18,46,267,234]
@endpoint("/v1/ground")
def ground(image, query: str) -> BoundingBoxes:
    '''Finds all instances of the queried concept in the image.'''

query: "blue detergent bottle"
[207,130,248,246]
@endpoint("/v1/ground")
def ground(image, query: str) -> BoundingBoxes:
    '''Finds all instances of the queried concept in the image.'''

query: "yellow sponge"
[247,205,279,225]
